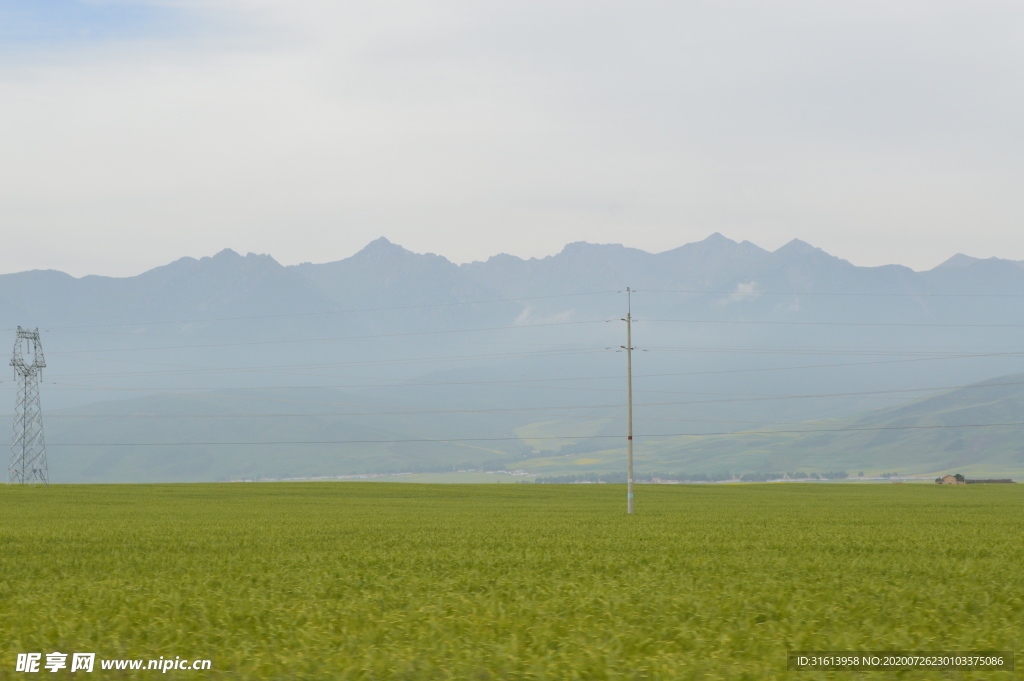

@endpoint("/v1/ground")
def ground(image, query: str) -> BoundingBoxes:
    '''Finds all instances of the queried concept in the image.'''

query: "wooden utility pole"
[623,287,635,514]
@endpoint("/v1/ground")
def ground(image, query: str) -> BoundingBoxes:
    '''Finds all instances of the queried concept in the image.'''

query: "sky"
[1,0,1023,277]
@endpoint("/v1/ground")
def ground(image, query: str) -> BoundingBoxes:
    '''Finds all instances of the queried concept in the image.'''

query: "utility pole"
[10,327,47,485]
[622,288,635,514]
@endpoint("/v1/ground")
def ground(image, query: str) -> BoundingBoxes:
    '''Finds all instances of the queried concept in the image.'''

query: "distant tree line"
[533,470,852,484]
[786,471,851,480]
[532,473,629,484]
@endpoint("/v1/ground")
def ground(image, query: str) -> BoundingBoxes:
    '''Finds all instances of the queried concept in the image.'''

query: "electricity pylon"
[10,327,47,485]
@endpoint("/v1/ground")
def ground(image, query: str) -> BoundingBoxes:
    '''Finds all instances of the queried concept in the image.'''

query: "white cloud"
[727,282,761,303]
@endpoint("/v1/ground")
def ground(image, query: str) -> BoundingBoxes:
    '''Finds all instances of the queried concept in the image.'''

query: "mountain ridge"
[11,234,1024,282]
[5,234,1024,482]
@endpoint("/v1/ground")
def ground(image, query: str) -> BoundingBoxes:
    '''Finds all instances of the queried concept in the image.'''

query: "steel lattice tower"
[10,326,47,485]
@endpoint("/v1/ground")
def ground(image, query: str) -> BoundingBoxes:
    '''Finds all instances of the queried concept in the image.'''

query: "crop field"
[1,483,1022,680]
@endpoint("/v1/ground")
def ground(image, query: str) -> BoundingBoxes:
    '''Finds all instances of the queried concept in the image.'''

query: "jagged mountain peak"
[357,236,403,254]
[659,232,765,257]
[701,232,734,245]
[932,253,1024,271]
[774,238,819,255]
[675,232,740,252]
[138,249,283,283]
[770,238,852,267]
[201,249,281,269]
[557,241,636,257]
[934,253,980,269]
[348,237,453,266]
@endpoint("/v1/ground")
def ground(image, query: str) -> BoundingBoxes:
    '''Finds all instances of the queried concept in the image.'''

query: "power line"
[621,351,1024,378]
[0,414,833,424]
[641,289,1024,298]
[644,318,1024,328]
[24,354,1024,413]
[26,286,1024,338]
[43,346,608,376]
[34,375,1013,415]
[37,420,1024,447]
[44,319,612,356]
[35,291,618,331]
[40,319,1024,362]
[6,413,924,426]
[37,347,1015,386]
[47,344,1024,369]
[18,383,1021,420]
[30,349,1024,390]
[630,378,1024,408]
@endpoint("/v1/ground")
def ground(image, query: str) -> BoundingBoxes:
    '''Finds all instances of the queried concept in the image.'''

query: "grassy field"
[1,483,1022,680]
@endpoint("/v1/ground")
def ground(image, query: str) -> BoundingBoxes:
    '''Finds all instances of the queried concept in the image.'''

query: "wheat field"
[1,482,1021,680]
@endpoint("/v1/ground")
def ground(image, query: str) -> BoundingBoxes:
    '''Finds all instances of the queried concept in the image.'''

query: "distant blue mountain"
[4,234,1024,481]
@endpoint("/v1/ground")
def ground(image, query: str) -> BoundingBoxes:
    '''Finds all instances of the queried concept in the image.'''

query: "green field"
[2,483,1022,680]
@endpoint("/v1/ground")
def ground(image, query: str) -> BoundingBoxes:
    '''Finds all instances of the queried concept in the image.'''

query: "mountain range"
[3,234,1024,482]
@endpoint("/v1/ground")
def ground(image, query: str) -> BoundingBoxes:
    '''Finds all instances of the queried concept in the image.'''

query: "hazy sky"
[2,1,1022,276]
